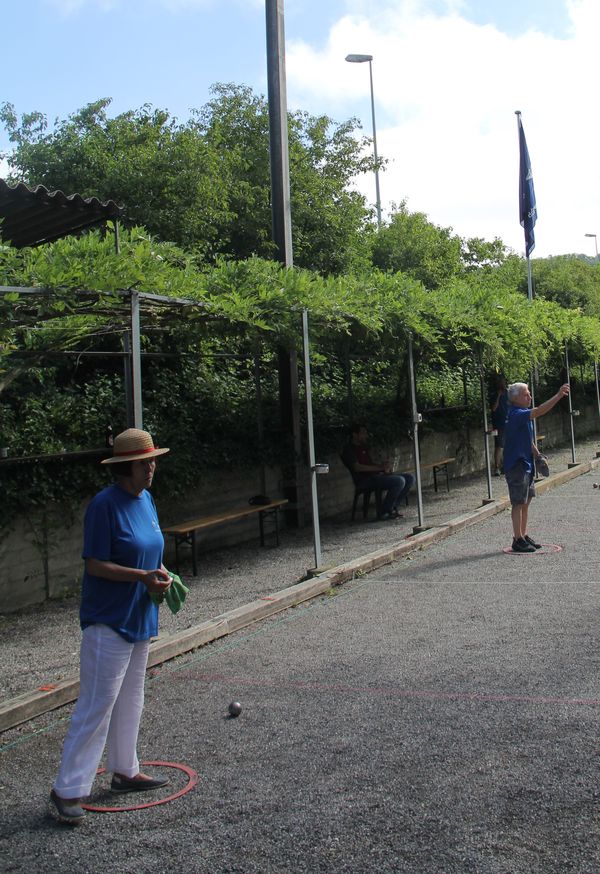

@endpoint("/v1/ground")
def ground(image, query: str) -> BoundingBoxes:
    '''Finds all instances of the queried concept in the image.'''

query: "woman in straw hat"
[50,429,173,824]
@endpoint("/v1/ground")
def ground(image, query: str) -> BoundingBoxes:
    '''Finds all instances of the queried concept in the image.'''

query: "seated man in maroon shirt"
[342,423,414,520]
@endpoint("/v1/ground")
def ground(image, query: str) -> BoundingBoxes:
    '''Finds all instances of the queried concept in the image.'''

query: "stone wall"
[2,403,598,613]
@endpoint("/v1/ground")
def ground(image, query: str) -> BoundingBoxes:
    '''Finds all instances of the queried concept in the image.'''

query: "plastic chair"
[340,454,382,520]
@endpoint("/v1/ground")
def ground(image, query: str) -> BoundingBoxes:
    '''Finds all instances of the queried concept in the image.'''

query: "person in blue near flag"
[503,382,569,553]
[516,111,537,257]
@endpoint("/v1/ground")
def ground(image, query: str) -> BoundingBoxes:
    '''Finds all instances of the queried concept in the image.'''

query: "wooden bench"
[420,457,455,493]
[163,499,288,576]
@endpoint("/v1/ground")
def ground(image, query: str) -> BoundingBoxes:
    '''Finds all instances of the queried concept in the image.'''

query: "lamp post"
[345,53,382,227]
[586,235,600,422]
[585,232,599,260]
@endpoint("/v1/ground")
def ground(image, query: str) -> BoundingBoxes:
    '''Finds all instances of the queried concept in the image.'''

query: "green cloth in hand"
[150,571,189,614]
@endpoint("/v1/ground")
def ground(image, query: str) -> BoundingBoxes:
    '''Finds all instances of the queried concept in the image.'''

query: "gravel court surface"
[386,467,600,585]
[2,436,600,702]
[2,467,600,874]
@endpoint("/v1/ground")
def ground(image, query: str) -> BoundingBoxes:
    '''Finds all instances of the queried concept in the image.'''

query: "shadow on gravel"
[392,550,506,577]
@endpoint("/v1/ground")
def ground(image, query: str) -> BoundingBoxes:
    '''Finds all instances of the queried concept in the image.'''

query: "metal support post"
[254,350,267,496]
[122,332,134,427]
[565,342,577,466]
[130,291,143,429]
[479,354,493,503]
[407,333,426,532]
[529,369,538,442]
[302,309,322,569]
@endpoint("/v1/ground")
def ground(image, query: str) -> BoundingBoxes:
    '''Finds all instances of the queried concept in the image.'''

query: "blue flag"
[517,113,537,257]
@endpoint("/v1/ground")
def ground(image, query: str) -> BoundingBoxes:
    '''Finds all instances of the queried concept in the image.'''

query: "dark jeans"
[360,472,414,514]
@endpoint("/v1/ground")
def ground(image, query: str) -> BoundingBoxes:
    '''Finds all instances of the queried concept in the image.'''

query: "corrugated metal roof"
[0,178,124,248]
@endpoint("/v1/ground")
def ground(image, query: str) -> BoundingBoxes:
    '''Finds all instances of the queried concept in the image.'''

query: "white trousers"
[53,623,150,798]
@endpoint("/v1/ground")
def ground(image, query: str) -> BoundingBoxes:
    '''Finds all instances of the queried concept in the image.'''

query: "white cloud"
[286,0,600,257]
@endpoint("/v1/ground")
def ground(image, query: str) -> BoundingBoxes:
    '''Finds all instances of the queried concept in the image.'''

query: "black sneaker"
[512,537,535,553]
[110,773,169,793]
[524,535,542,549]
[50,789,86,825]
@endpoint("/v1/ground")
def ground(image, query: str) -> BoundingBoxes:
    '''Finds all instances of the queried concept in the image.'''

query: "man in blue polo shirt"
[504,381,569,552]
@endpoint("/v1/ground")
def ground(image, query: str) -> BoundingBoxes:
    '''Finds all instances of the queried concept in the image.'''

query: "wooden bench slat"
[163,499,288,575]
[163,499,288,535]
[420,457,455,471]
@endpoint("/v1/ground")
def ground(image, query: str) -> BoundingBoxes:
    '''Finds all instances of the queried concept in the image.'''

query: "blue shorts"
[505,462,535,505]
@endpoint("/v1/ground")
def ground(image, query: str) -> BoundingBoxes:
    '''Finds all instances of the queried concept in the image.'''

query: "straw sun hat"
[101,428,170,465]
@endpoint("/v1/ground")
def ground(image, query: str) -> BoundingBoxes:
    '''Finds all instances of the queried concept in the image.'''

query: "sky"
[1,0,598,259]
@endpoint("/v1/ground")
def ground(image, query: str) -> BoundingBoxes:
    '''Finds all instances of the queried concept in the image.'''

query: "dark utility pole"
[265,0,303,527]
[266,0,293,267]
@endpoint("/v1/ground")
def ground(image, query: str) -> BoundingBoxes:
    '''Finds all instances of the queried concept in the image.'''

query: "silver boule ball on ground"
[228,701,242,718]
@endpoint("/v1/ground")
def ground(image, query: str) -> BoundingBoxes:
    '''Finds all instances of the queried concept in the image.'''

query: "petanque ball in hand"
[228,701,242,718]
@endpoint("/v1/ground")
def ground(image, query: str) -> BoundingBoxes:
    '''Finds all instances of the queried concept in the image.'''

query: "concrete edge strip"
[2,458,598,734]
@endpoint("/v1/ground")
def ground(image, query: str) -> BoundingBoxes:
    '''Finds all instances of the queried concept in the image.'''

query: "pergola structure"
[2,176,599,562]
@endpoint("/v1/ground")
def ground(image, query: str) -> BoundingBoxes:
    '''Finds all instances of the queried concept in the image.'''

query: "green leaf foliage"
[1,85,376,275]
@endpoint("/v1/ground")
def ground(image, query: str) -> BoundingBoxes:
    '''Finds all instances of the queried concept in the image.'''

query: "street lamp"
[345,53,382,227]
[585,232,599,259]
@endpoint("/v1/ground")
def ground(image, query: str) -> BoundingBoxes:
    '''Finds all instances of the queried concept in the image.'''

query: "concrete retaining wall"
[2,403,598,613]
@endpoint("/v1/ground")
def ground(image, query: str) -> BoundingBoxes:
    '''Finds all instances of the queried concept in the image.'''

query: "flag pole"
[526,254,533,303]
[526,253,537,421]
[516,110,538,434]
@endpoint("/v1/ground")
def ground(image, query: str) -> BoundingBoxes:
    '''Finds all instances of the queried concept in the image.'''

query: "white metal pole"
[407,333,425,532]
[565,341,576,466]
[525,255,539,442]
[130,291,143,429]
[302,309,322,569]
[367,59,382,228]
[479,353,493,502]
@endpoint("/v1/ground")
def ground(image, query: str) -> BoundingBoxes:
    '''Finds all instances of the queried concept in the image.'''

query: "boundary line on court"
[2,457,597,733]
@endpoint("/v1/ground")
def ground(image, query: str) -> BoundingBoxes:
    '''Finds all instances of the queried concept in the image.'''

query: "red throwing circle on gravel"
[501,543,563,555]
[81,761,198,813]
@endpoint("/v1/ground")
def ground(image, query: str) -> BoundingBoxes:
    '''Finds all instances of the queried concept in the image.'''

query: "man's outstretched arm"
[530,384,570,420]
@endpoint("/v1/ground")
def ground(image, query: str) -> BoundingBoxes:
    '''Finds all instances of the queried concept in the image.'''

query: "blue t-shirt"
[503,405,534,474]
[80,484,164,643]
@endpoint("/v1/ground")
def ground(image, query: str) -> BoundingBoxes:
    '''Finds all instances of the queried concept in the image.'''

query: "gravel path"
[0,443,599,873]
[1,436,598,704]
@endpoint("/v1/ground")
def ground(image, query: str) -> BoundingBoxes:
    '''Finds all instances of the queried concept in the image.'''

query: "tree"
[370,203,463,289]
[531,255,600,318]
[460,236,510,273]
[1,85,377,274]
[0,97,243,260]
